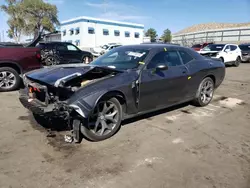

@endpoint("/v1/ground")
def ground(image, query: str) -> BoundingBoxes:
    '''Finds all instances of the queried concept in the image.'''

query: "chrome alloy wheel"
[0,71,16,89]
[88,101,119,136]
[200,79,214,104]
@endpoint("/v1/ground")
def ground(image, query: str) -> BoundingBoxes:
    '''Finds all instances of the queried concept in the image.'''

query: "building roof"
[174,22,250,35]
[60,16,144,29]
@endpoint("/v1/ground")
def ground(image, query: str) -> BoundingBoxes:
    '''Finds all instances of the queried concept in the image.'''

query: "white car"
[91,43,122,57]
[198,44,242,67]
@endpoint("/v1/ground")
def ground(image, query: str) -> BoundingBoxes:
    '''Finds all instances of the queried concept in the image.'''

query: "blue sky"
[0,0,250,41]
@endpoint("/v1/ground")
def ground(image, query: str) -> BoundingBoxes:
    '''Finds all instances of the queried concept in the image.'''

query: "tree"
[20,0,60,38]
[161,29,172,43]
[1,0,24,42]
[145,28,157,42]
[0,0,59,41]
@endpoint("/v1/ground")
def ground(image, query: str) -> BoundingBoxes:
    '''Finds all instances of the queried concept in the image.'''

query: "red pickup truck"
[0,47,42,92]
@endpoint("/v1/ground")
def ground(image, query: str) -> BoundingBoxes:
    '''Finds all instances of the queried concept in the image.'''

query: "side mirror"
[225,49,230,52]
[156,63,168,71]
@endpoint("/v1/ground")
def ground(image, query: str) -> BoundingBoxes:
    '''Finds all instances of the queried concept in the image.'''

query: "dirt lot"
[1,64,250,188]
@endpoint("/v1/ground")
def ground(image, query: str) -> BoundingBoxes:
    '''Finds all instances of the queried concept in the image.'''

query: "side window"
[179,51,194,64]
[56,44,67,51]
[147,50,182,69]
[230,45,237,51]
[224,45,230,51]
[66,44,78,51]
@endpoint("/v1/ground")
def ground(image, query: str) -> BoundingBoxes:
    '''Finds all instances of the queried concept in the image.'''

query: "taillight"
[36,51,41,59]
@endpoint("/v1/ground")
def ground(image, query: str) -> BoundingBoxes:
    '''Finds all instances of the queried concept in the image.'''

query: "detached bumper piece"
[19,95,47,114]
[19,88,53,114]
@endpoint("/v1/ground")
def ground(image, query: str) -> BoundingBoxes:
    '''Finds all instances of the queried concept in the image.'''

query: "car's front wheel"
[80,97,122,141]
[192,77,214,107]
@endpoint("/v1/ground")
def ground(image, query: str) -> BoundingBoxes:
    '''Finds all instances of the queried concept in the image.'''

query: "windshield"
[90,47,149,70]
[239,45,250,51]
[202,44,225,51]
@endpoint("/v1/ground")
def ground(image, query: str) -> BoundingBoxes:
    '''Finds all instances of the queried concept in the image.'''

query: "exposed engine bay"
[22,66,121,103]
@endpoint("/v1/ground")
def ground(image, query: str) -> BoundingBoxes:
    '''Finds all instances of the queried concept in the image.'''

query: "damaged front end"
[19,65,122,142]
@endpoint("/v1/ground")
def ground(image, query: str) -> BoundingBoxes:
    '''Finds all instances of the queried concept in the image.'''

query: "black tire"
[80,97,122,141]
[0,67,21,92]
[192,77,215,107]
[82,55,93,64]
[44,55,58,66]
[234,56,241,67]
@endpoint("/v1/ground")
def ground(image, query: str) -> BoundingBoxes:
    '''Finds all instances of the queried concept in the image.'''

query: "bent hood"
[24,64,122,87]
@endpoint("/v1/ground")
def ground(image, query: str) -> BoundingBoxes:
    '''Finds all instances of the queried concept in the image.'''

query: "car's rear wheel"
[80,97,122,141]
[0,67,20,92]
[234,56,241,67]
[82,55,93,64]
[192,77,214,107]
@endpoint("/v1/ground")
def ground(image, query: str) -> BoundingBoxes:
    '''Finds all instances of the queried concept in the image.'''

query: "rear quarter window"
[179,51,194,64]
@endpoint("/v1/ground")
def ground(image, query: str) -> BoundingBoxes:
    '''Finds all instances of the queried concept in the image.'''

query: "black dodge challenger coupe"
[19,44,225,142]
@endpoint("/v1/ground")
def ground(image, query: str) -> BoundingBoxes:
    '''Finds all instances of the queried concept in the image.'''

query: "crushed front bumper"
[19,88,54,114]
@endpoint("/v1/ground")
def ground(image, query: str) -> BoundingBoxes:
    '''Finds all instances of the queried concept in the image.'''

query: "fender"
[0,61,23,74]
[69,89,127,119]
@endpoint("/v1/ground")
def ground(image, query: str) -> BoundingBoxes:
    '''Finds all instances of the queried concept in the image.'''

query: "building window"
[125,31,130,37]
[114,30,120,36]
[88,27,95,34]
[63,30,66,36]
[75,27,80,35]
[134,32,140,38]
[103,29,109,35]
[75,40,80,46]
[69,28,74,35]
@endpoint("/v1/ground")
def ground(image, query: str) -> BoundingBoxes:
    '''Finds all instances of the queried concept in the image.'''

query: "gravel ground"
[0,64,250,188]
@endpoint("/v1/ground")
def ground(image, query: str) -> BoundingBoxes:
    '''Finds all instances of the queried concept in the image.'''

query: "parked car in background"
[36,42,93,66]
[0,46,42,91]
[239,43,250,63]
[90,43,122,57]
[198,44,242,67]
[19,44,225,142]
[191,42,213,51]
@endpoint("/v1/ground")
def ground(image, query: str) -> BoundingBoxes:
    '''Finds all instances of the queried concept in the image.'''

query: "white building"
[60,16,145,50]
[172,27,250,46]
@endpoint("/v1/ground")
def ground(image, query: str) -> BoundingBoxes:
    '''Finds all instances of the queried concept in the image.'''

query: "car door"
[57,43,82,63]
[138,49,189,112]
[223,45,233,62]
[229,45,239,61]
[56,43,69,64]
